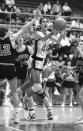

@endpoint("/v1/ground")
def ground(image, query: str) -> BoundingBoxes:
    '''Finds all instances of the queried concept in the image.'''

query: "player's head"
[40,18,49,31]
[0,25,8,38]
[78,41,83,48]
[16,36,24,48]
[53,17,67,32]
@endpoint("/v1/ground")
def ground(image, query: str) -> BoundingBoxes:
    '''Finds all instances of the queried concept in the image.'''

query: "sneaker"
[29,113,36,120]
[69,103,73,107]
[22,101,28,110]
[54,88,60,96]
[20,109,29,120]
[47,111,53,120]
[13,112,20,124]
[49,102,52,107]
[61,103,65,107]
[76,117,83,124]
[74,101,78,105]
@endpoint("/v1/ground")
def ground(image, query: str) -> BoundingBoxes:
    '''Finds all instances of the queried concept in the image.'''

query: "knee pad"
[0,89,5,105]
[32,83,42,92]
[36,92,46,99]
[0,89,5,98]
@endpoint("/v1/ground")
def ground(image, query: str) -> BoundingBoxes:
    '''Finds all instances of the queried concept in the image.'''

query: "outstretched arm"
[12,9,41,42]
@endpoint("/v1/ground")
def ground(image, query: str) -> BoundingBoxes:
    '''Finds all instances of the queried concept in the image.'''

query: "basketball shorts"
[78,73,83,86]
[0,64,16,80]
[16,67,27,81]
[32,58,44,71]
[62,80,76,88]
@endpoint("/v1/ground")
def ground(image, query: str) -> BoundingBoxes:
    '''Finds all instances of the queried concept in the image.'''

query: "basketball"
[53,17,67,31]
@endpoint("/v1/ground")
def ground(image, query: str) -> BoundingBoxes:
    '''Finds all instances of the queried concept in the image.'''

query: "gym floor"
[0,105,83,131]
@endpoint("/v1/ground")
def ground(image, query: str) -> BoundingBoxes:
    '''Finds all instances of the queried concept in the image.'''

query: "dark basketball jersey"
[15,46,30,70]
[0,37,16,65]
[76,57,83,73]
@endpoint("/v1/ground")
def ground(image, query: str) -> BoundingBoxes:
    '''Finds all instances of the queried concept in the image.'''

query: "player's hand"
[51,28,59,35]
[60,29,65,36]
[34,8,41,20]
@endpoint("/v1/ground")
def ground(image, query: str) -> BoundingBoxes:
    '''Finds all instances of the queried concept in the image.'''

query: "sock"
[14,107,20,113]
[47,107,52,113]
[29,107,35,116]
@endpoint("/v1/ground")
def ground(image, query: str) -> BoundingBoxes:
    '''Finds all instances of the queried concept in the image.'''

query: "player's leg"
[0,80,7,106]
[31,69,53,120]
[9,77,20,124]
[17,70,36,120]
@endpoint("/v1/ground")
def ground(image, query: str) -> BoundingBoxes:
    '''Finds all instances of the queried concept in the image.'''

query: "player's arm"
[36,29,57,41]
[55,29,65,46]
[27,45,34,55]
[11,9,41,43]
[36,29,65,46]
[74,48,79,59]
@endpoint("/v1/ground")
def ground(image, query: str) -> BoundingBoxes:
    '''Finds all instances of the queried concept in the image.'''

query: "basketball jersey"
[74,48,83,73]
[76,57,83,73]
[62,66,76,81]
[32,31,51,70]
[0,36,16,65]
[33,31,50,59]
[15,46,30,69]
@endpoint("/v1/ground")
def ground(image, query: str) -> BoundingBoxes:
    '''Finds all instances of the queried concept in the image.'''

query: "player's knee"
[32,83,42,92]
[10,85,18,97]
[79,88,83,99]
[37,92,46,99]
[0,89,5,104]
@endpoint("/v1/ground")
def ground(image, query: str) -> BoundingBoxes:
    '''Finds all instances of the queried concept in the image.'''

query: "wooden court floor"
[0,105,83,131]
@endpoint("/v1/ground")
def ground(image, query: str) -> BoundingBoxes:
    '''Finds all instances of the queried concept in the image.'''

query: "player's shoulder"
[27,45,34,55]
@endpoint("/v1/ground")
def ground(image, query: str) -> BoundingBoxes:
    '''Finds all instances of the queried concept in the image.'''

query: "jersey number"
[0,44,11,56]
[41,44,46,52]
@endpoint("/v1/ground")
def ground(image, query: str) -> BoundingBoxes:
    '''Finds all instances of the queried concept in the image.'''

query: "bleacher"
[0,0,83,11]
[0,0,83,16]
[14,0,83,15]
[0,0,83,33]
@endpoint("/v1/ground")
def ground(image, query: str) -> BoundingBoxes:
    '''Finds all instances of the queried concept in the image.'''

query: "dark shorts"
[78,73,83,86]
[46,79,56,88]
[32,57,44,71]
[62,80,76,88]
[0,64,16,80]
[16,67,27,81]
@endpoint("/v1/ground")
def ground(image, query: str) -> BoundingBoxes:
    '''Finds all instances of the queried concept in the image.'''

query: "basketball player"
[18,17,67,120]
[74,41,83,123]
[15,36,35,120]
[0,9,41,124]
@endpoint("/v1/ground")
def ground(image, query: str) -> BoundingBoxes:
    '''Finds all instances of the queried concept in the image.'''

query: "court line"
[5,125,23,131]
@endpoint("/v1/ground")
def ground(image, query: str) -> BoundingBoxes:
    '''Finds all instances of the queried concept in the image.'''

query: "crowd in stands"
[37,0,72,16]
[0,0,83,30]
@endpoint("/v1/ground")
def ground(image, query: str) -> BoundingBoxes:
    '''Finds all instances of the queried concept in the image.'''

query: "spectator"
[11,5,21,22]
[38,2,44,14]
[59,31,71,48]
[0,3,7,22]
[0,3,7,12]
[62,2,72,16]
[61,59,76,107]
[70,19,83,29]
[50,0,62,15]
[43,1,51,15]
[13,5,20,13]
[5,0,15,12]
